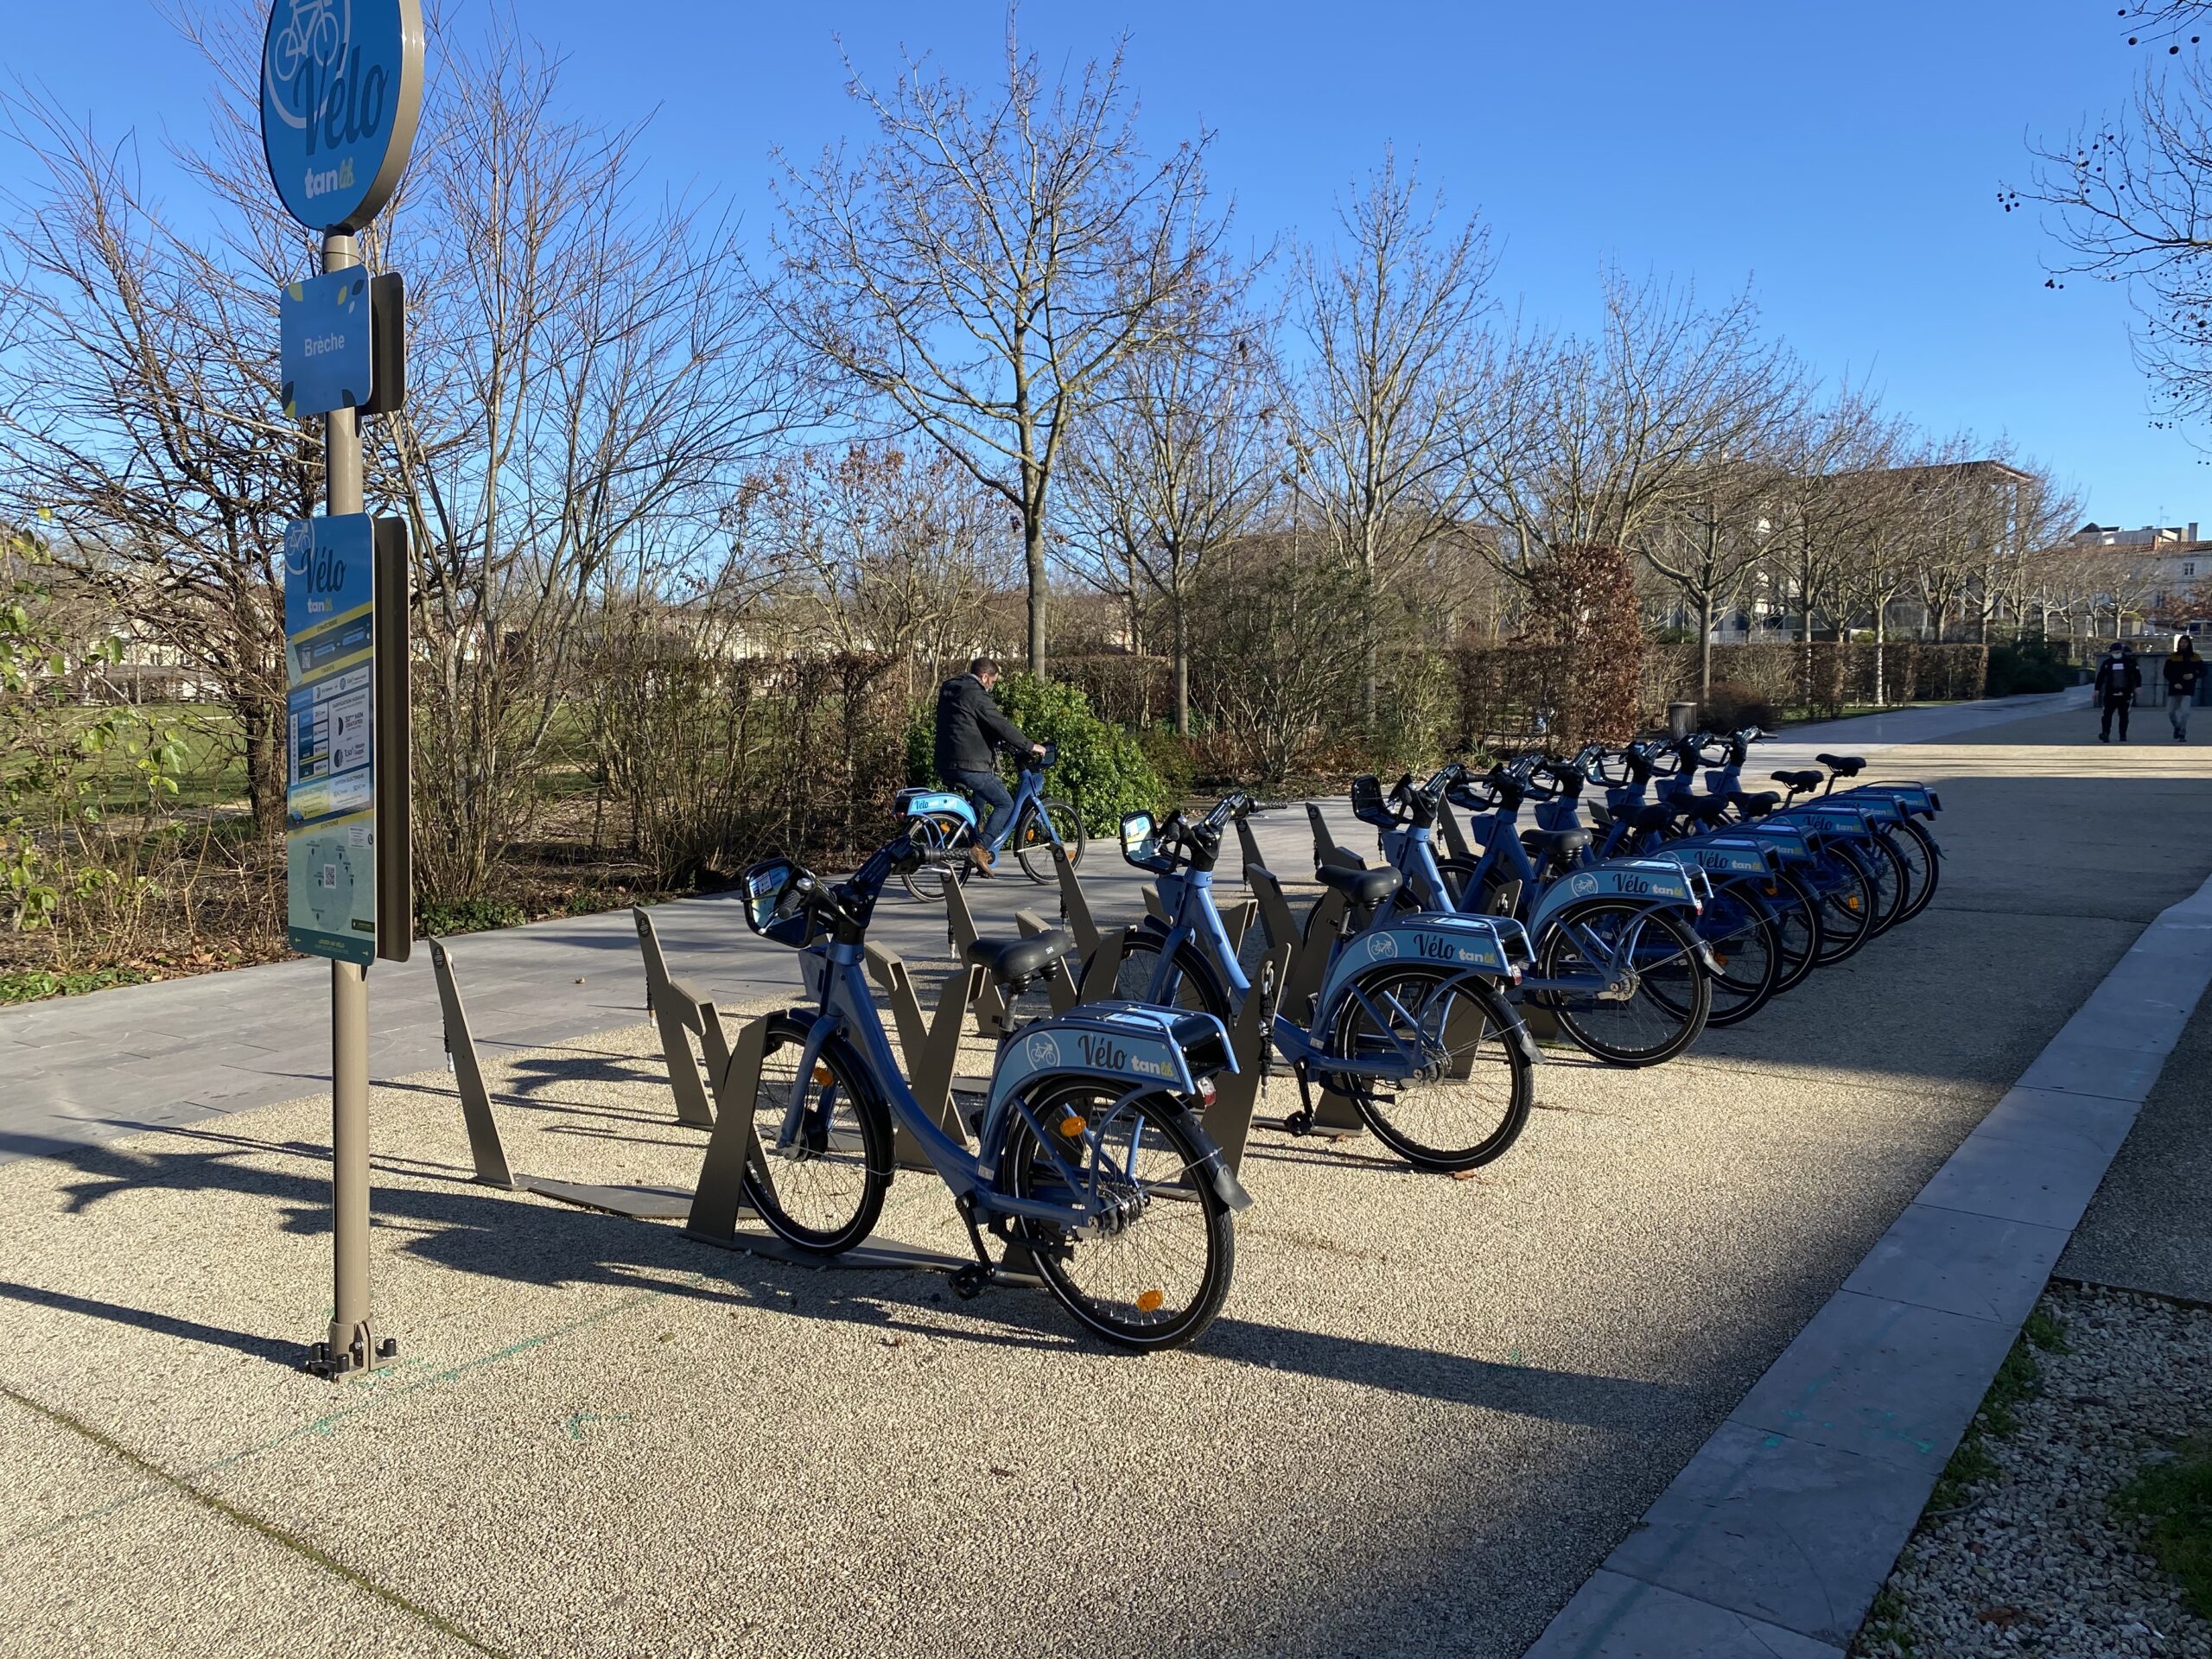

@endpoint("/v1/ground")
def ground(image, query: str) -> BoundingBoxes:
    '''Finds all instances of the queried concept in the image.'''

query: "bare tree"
[0,92,316,836]
[2016,22,2212,430]
[1284,154,1494,718]
[1467,274,1789,576]
[747,441,1014,699]
[1060,273,1281,732]
[772,21,1226,673]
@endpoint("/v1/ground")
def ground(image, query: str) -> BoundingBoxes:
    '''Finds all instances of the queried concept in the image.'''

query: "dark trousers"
[2101,691,2131,740]
[949,768,1015,849]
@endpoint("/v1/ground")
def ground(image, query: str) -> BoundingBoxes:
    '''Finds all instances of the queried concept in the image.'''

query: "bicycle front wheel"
[898,812,969,902]
[741,1014,894,1256]
[1093,929,1233,1021]
[1003,1080,1234,1351]
[1807,849,1875,964]
[1013,798,1086,883]
[1538,901,1710,1066]
[1326,965,1532,1171]
[1764,871,1825,995]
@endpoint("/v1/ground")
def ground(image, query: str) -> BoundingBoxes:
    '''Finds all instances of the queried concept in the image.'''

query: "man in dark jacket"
[2093,640,2142,743]
[2165,636,2203,742]
[934,658,1043,873]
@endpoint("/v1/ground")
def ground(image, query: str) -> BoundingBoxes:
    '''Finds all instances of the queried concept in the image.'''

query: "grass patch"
[1925,1313,2064,1514]
[2113,1434,2212,1617]
[1855,1583,1918,1654]
[0,965,156,1005]
[417,897,531,936]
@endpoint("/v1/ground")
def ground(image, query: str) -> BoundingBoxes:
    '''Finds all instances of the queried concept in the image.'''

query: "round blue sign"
[260,0,425,232]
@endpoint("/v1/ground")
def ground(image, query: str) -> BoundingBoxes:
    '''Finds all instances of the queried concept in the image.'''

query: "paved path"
[0,809,1338,1168]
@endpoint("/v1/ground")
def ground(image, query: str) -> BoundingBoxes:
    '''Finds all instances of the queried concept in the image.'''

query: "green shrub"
[417,896,530,936]
[1985,637,2073,697]
[991,674,1173,833]
[1133,723,1196,801]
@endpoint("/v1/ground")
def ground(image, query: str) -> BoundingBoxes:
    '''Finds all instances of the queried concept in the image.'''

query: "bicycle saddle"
[1313,863,1402,907]
[1770,769,1824,792]
[1680,797,1732,827]
[1815,753,1866,778]
[1627,802,1675,836]
[963,931,1077,988]
[1726,791,1779,817]
[1521,826,1591,859]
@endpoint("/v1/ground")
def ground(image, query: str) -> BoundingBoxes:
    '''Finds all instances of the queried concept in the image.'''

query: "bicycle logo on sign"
[267,0,350,126]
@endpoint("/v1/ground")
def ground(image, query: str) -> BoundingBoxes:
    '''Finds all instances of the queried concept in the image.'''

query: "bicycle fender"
[1503,1013,1542,1068]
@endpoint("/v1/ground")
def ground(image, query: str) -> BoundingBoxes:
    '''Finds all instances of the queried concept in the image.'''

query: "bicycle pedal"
[949,1263,991,1301]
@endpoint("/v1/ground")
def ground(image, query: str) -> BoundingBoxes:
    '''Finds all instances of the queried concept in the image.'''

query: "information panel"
[284,513,378,964]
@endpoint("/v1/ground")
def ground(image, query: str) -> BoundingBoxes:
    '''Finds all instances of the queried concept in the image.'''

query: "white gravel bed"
[1854,1283,2212,1658]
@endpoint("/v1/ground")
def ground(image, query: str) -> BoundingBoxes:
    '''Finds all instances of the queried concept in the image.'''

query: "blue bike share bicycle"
[893,742,1085,900]
[1104,793,1541,1172]
[1355,766,1717,1066]
[741,828,1245,1351]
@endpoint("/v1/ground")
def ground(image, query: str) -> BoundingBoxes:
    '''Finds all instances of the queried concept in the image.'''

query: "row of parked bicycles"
[734,729,1944,1354]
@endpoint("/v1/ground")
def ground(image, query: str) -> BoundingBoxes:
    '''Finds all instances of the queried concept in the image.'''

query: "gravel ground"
[1853,1283,2212,1658]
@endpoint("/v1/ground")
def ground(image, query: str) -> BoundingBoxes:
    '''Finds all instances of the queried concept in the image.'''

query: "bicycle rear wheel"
[1882,820,1940,924]
[1858,834,1911,935]
[740,1014,894,1256]
[1013,799,1087,883]
[1002,1080,1234,1351]
[1537,901,1710,1066]
[898,812,971,902]
[1697,881,1782,1027]
[1764,871,1825,995]
[1325,965,1532,1171]
[1806,849,1874,964]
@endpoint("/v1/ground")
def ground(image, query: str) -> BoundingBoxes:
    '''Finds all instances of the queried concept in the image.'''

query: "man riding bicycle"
[934,657,1045,874]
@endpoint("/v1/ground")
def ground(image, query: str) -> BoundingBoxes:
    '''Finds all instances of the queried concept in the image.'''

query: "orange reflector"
[1713,953,1730,969]
[814,1065,835,1084]
[1058,1116,1085,1138]
[1136,1289,1166,1313]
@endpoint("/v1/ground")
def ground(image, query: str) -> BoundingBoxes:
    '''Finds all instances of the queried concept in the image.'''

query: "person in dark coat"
[2093,640,2142,743]
[2165,636,2204,742]
[933,657,1042,873]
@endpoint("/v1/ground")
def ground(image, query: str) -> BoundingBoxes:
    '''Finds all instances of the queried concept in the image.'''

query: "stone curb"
[1523,867,2212,1657]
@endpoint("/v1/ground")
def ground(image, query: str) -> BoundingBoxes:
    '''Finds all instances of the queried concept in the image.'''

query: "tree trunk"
[238,689,289,838]
[1024,509,1048,676]
[1697,588,1716,702]
[1172,592,1191,737]
[1872,601,1887,707]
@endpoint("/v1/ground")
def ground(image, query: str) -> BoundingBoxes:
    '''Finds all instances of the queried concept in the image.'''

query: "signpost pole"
[322,229,376,1375]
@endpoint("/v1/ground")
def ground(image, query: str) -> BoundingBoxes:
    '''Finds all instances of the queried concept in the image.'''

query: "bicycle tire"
[1856,832,1912,936]
[1014,798,1087,883]
[1806,848,1875,964]
[1883,819,1941,924]
[1697,880,1783,1027]
[1764,870,1825,995]
[898,811,970,902]
[740,1014,894,1256]
[1001,1080,1234,1351]
[1090,928,1233,1021]
[1325,964,1532,1171]
[1537,901,1710,1066]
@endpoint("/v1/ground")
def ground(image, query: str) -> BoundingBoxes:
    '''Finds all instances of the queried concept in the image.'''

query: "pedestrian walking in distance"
[2166,636,2204,743]
[2094,639,2142,743]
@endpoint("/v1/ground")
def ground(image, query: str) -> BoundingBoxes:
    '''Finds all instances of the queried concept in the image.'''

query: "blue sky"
[6,1,2200,527]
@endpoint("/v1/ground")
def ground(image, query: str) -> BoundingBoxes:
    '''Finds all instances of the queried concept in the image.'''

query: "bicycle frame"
[1125,810,1539,1078]
[898,752,1062,855]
